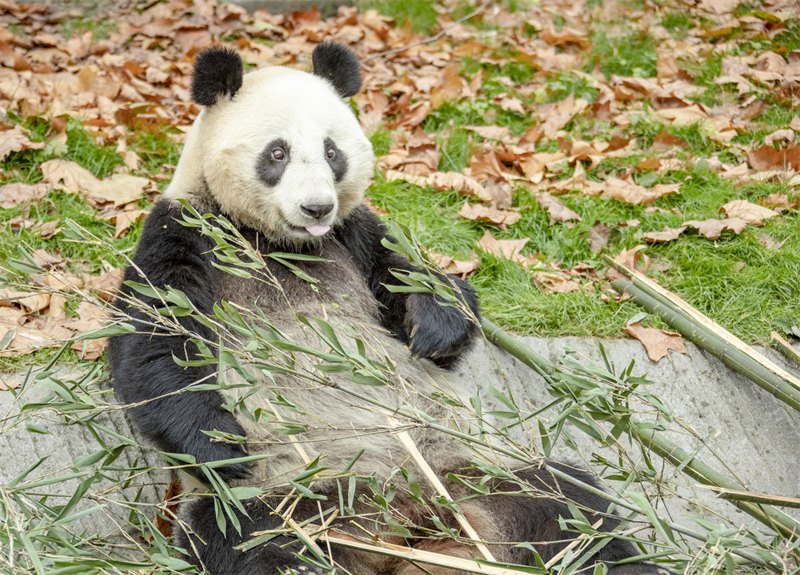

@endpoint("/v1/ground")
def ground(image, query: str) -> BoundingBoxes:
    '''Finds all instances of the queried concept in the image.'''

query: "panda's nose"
[300,203,334,219]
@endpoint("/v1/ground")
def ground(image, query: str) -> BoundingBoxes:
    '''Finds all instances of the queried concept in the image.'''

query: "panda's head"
[166,43,374,243]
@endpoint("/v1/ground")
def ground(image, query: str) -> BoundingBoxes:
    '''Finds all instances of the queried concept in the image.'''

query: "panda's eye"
[271,148,286,161]
[326,147,336,160]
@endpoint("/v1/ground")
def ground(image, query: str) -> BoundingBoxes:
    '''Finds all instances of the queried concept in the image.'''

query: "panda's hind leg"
[428,462,669,575]
[178,496,333,575]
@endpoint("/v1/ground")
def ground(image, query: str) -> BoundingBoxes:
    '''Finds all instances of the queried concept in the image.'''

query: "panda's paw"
[405,291,478,369]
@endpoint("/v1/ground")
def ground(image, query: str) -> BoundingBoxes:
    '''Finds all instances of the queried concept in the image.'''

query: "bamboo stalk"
[479,317,800,540]
[320,531,529,575]
[771,331,800,367]
[706,487,800,509]
[390,420,497,562]
[605,256,800,395]
[609,278,800,413]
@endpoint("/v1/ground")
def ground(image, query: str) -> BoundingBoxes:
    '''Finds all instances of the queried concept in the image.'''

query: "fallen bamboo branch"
[605,256,800,414]
[480,317,800,541]
[705,487,800,509]
[390,419,497,562]
[320,530,529,575]
[771,331,800,367]
[609,278,800,413]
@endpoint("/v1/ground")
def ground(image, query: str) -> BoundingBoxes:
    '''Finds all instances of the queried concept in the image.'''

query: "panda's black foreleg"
[179,497,337,575]
[108,200,250,482]
[334,204,481,369]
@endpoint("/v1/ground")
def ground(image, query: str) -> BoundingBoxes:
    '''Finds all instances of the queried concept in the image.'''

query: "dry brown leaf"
[431,63,465,109]
[464,125,512,141]
[9,217,60,239]
[625,322,687,362]
[655,105,708,125]
[0,313,73,357]
[533,271,582,294]
[459,202,520,226]
[540,26,589,48]
[86,174,151,207]
[477,230,528,262]
[40,159,99,194]
[31,249,63,269]
[608,245,650,282]
[759,193,793,211]
[538,96,589,139]
[758,234,786,250]
[495,94,524,114]
[600,177,680,205]
[0,289,50,313]
[0,125,44,161]
[536,193,581,223]
[748,144,800,171]
[588,222,610,254]
[764,129,795,147]
[720,200,778,225]
[84,268,124,302]
[109,208,149,237]
[430,252,479,279]
[683,218,747,240]
[0,182,50,208]
[385,170,492,202]
[642,226,687,244]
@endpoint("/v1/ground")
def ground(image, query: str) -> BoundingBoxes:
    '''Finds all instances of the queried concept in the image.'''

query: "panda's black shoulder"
[125,199,215,286]
[333,203,385,277]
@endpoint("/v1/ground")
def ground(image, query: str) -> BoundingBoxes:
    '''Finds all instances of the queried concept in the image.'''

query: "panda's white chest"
[213,241,467,489]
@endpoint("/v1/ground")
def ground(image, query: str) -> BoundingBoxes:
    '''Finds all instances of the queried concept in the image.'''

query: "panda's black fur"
[108,43,667,575]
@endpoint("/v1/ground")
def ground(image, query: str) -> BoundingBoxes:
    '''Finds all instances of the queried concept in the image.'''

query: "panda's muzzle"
[300,203,334,219]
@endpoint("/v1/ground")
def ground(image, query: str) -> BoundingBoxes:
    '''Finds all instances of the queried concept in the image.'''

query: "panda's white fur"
[168,66,374,242]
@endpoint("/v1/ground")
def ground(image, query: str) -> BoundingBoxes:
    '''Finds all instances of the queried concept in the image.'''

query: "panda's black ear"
[312,42,362,98]
[191,47,243,106]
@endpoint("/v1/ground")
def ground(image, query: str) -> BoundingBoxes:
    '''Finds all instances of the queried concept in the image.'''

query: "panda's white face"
[168,65,374,243]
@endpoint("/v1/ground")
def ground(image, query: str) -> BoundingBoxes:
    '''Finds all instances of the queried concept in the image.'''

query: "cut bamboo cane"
[705,487,800,509]
[320,531,529,575]
[480,317,800,540]
[771,331,800,367]
[609,278,800,413]
[605,256,800,393]
[389,419,497,562]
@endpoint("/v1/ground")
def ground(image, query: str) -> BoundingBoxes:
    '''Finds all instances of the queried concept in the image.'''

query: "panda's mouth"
[286,223,332,238]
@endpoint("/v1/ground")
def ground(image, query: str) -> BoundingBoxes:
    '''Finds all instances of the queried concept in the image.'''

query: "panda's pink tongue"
[305,224,331,237]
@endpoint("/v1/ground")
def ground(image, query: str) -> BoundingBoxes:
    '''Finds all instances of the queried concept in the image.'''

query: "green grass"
[588,31,658,78]
[424,101,532,137]
[369,161,800,343]
[360,0,440,34]
[58,16,117,40]
[661,11,694,38]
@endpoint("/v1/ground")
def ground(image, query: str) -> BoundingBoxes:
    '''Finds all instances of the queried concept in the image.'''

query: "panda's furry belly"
[214,240,472,492]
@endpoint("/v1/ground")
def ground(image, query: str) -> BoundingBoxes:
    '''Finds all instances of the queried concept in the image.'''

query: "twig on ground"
[362,0,494,63]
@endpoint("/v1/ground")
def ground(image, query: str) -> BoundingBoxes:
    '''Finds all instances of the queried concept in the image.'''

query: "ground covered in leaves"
[0,0,799,372]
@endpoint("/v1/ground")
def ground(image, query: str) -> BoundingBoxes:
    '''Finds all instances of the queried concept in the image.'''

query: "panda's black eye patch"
[324,137,348,183]
[257,139,290,187]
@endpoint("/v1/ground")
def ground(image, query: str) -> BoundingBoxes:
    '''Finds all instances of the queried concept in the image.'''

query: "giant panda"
[108,43,667,575]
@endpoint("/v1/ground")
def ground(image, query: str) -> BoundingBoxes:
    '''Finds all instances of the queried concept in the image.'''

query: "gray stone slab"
[0,370,169,540]
[454,336,800,529]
